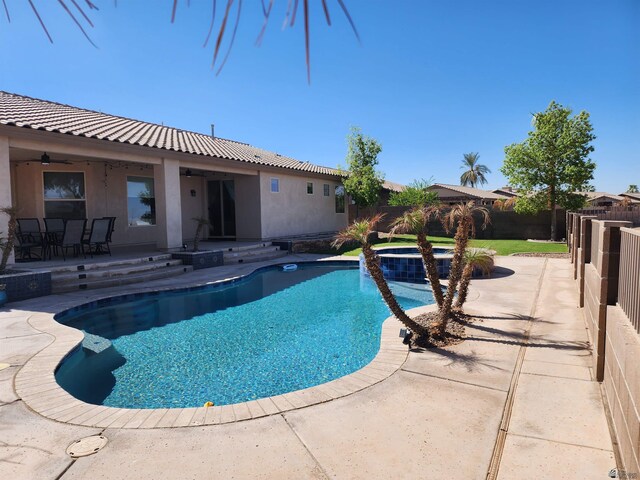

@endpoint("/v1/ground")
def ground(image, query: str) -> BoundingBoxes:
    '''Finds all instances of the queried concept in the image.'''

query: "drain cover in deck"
[66,435,108,458]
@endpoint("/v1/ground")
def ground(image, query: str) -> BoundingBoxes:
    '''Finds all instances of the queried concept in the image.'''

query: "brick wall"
[570,216,640,473]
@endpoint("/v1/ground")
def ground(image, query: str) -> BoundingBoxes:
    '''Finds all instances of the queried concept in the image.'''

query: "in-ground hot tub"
[360,246,454,283]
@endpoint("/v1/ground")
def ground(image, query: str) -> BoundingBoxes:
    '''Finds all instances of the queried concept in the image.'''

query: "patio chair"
[54,219,87,261]
[16,218,44,260]
[44,218,65,257]
[83,218,112,257]
[102,216,116,244]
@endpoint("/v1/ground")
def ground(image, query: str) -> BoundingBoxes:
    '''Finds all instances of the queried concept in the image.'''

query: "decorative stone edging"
[15,305,409,429]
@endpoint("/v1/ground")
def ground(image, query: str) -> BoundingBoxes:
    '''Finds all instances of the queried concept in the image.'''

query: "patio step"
[222,243,288,265]
[51,259,185,285]
[52,263,193,293]
[45,253,175,273]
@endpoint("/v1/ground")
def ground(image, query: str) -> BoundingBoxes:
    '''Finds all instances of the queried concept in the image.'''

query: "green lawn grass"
[341,234,568,257]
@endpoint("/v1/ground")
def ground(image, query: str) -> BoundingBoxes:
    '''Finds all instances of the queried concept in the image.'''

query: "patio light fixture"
[185,169,192,178]
[40,153,50,165]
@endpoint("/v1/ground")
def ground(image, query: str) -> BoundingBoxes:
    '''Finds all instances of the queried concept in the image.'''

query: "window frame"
[306,182,314,195]
[42,170,87,219]
[335,185,346,214]
[323,184,330,197]
[126,175,156,227]
[270,177,280,193]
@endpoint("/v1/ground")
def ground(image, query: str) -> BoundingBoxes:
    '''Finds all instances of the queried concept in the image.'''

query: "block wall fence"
[568,211,640,475]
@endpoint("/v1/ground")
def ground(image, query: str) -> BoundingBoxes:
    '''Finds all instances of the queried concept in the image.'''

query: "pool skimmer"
[66,435,108,458]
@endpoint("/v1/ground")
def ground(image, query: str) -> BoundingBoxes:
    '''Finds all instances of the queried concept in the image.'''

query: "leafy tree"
[388,178,439,207]
[627,185,639,193]
[501,101,596,240]
[460,153,491,187]
[341,127,384,211]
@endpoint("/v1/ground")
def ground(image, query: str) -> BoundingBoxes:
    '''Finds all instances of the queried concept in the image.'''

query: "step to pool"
[222,243,287,265]
[52,259,185,285]
[45,253,175,273]
[52,263,193,293]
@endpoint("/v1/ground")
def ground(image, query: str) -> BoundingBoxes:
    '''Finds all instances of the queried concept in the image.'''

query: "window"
[271,178,279,193]
[127,176,155,226]
[323,184,330,196]
[335,185,345,213]
[43,172,86,219]
[307,182,314,195]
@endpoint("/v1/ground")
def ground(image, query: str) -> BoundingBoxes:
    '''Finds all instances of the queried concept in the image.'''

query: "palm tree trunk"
[193,223,202,252]
[438,219,470,333]
[0,211,17,274]
[362,245,427,336]
[416,232,444,308]
[454,263,474,309]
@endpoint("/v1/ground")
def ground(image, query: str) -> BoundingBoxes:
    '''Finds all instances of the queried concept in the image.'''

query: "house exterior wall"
[258,171,347,239]
[11,161,160,248]
[180,175,207,243]
[234,174,262,240]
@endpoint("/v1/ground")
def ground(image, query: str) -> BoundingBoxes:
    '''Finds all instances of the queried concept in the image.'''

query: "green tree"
[342,127,384,212]
[388,179,439,207]
[460,153,491,187]
[501,101,596,240]
[627,185,639,193]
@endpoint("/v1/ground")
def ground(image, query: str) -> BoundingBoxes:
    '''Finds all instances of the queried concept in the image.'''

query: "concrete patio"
[0,255,617,479]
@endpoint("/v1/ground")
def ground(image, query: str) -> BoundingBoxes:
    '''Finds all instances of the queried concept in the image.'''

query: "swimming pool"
[55,262,434,409]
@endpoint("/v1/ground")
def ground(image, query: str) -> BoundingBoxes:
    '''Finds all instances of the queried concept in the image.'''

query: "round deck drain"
[66,435,108,458]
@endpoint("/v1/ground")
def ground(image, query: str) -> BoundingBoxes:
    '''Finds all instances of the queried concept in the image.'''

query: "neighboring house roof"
[492,188,519,198]
[382,180,405,192]
[620,192,640,201]
[580,192,626,202]
[0,91,339,176]
[429,183,508,200]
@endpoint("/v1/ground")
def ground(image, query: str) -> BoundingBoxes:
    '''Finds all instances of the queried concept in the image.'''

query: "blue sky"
[0,1,638,193]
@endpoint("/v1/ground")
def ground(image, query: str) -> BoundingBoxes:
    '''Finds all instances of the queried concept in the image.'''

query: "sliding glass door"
[207,180,236,238]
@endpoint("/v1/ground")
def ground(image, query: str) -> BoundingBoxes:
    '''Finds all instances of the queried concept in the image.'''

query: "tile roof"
[580,191,626,201]
[382,180,405,192]
[619,192,640,201]
[0,91,340,176]
[430,183,508,200]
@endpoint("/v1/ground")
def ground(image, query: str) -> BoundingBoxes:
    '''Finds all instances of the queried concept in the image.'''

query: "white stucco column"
[0,136,14,265]
[153,158,183,250]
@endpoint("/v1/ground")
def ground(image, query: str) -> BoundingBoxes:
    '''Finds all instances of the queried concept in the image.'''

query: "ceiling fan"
[32,152,72,165]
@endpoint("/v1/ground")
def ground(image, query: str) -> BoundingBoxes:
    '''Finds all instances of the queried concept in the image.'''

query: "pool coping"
[14,262,411,429]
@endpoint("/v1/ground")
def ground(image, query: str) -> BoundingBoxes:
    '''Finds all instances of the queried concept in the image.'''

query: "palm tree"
[492,197,517,211]
[332,214,428,339]
[454,248,495,309]
[437,202,491,335]
[191,217,211,252]
[460,152,491,188]
[0,206,18,275]
[389,206,445,308]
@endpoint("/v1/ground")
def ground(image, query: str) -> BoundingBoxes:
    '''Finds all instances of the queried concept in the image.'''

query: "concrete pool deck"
[0,255,617,479]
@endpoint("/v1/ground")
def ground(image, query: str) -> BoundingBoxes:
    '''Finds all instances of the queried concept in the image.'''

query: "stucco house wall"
[259,171,347,239]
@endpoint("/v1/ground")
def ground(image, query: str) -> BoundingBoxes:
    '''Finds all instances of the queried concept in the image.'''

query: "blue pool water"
[55,263,434,408]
